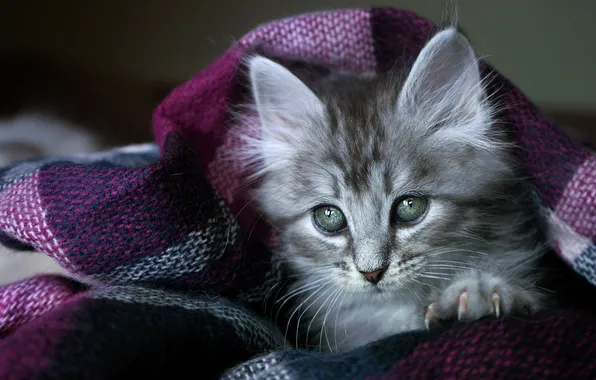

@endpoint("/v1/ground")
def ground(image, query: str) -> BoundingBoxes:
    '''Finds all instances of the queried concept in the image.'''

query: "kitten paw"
[424,275,540,330]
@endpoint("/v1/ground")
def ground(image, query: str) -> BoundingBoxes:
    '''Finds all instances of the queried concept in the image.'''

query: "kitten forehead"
[291,74,398,194]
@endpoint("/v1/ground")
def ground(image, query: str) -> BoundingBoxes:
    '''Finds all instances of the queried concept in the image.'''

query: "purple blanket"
[1,8,596,379]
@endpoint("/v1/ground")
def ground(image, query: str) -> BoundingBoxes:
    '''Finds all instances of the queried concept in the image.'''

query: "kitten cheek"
[393,199,448,241]
[284,217,348,265]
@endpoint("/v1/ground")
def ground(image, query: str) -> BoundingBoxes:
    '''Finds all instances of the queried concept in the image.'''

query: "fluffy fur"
[244,28,546,353]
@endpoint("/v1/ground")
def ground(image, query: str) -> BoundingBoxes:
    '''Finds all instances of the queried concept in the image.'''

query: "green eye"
[313,206,347,233]
[394,196,428,223]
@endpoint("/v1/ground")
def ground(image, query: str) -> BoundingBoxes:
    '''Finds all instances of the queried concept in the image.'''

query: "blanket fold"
[1,7,595,380]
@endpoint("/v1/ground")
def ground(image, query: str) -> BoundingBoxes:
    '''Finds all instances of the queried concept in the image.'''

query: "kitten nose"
[359,266,388,284]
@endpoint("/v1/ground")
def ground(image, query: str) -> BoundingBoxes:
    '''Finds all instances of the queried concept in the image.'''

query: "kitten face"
[247,29,534,298]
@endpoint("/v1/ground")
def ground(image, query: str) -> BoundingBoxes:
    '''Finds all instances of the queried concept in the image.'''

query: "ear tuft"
[398,28,484,123]
[245,56,325,174]
[249,56,325,133]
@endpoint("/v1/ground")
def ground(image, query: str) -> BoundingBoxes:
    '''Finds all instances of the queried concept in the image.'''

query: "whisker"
[431,259,476,265]
[321,288,343,353]
[274,278,331,327]
[422,271,453,276]
[411,277,438,290]
[425,248,489,258]
[284,282,331,348]
[263,279,288,316]
[425,264,474,271]
[334,290,349,353]
[275,277,329,304]
[403,281,422,303]
[305,286,340,349]
[419,274,451,281]
[322,288,343,350]
[295,284,335,348]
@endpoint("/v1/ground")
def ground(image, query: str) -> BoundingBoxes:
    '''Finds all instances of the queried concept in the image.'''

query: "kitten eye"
[394,196,428,223]
[313,205,347,233]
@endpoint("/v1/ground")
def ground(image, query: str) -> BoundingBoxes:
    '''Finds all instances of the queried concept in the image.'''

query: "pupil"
[325,208,333,218]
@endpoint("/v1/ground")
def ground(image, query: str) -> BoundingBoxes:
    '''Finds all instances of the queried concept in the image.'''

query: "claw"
[492,292,501,317]
[425,303,435,330]
[457,291,469,320]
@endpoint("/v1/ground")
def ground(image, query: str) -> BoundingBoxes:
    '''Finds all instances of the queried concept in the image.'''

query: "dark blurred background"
[1,0,594,150]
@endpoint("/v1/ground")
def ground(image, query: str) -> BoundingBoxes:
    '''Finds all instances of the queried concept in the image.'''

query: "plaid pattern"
[0,8,595,380]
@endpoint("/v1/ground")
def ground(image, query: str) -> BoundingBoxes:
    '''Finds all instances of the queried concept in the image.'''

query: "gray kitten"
[244,27,545,353]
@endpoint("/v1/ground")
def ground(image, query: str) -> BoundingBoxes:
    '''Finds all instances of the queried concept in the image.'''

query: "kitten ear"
[398,28,484,123]
[249,56,325,139]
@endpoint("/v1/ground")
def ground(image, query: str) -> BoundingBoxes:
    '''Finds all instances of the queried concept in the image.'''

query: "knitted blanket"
[1,8,596,380]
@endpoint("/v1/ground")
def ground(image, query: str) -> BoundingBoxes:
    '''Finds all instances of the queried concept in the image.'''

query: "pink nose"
[360,267,387,284]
